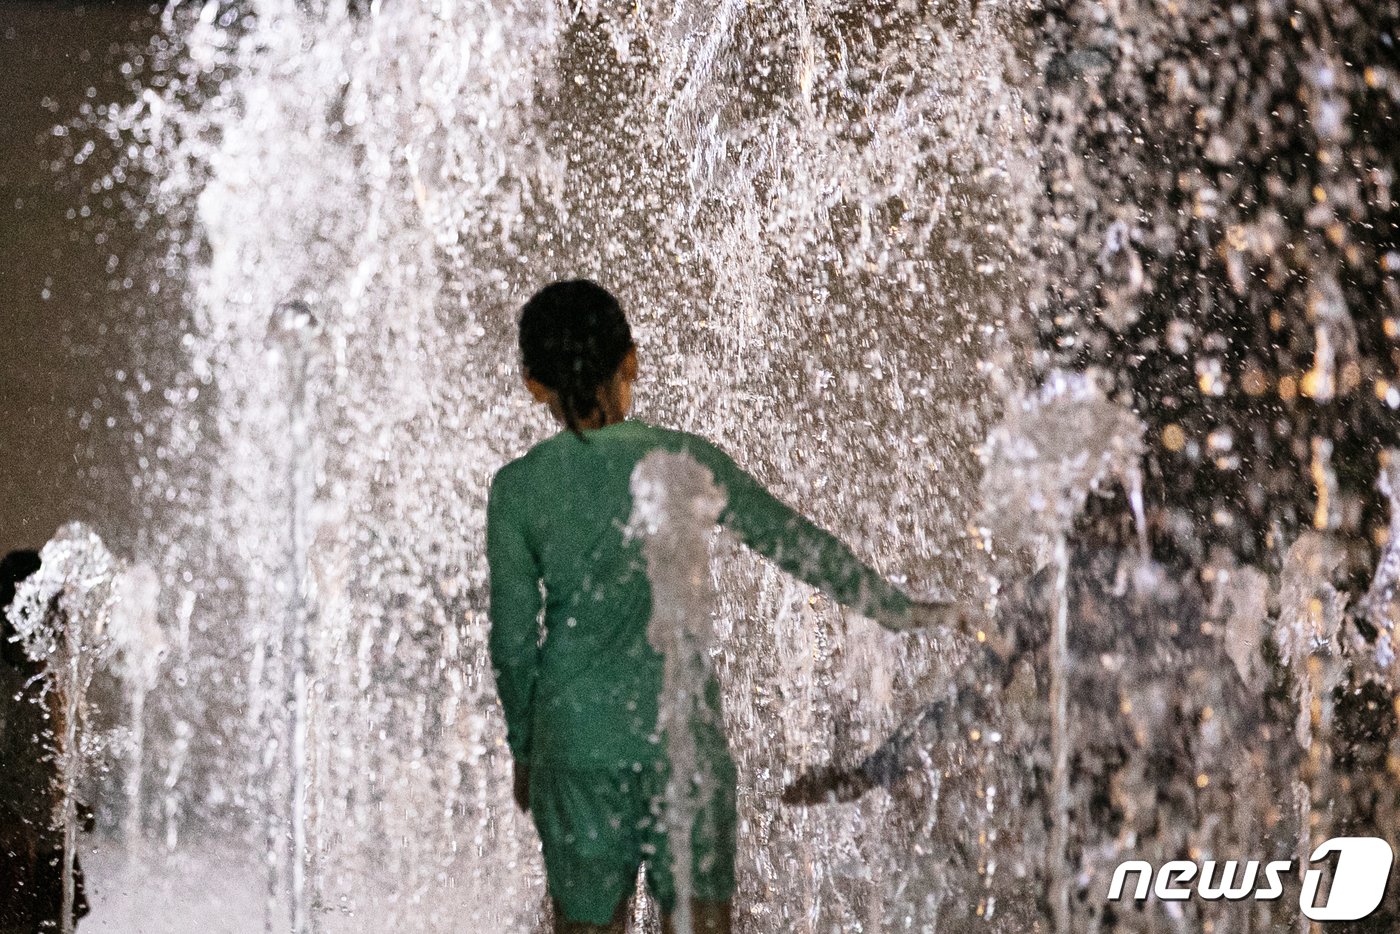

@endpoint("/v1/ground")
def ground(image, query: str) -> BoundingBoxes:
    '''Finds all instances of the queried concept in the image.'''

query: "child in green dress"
[487,280,966,933]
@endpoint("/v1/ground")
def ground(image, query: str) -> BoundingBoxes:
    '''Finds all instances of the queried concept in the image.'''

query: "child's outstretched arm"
[485,468,544,810]
[686,435,949,631]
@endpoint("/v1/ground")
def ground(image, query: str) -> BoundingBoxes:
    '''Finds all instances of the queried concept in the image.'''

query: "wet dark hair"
[1,549,41,668]
[519,279,634,439]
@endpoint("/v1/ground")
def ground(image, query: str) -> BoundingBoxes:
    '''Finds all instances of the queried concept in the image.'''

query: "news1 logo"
[1107,837,1394,921]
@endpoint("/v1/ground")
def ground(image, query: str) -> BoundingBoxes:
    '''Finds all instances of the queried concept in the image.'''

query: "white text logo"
[1107,837,1393,922]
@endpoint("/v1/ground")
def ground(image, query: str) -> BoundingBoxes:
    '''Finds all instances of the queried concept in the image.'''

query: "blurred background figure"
[1,549,89,934]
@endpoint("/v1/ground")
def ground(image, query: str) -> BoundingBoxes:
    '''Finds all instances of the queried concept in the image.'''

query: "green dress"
[486,418,911,922]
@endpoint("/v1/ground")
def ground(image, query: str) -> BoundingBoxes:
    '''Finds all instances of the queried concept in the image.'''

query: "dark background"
[0,0,157,555]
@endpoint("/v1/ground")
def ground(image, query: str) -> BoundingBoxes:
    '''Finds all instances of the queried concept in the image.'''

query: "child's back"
[488,417,912,772]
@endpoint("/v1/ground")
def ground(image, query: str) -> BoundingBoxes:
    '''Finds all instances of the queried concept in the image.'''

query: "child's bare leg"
[554,897,629,934]
[661,900,732,934]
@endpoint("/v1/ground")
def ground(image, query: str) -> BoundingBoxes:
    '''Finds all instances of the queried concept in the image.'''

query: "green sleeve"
[687,436,913,626]
[486,467,544,762]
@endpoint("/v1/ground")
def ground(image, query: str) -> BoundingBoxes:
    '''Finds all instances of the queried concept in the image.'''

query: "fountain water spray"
[628,450,729,934]
[1360,451,1400,667]
[979,371,1146,933]
[6,523,122,934]
[83,0,1020,927]
[1274,532,1349,934]
[107,563,166,852]
[58,0,1399,928]
[267,298,324,934]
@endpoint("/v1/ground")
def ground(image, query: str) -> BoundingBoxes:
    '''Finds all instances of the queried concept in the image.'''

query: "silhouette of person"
[1,550,90,933]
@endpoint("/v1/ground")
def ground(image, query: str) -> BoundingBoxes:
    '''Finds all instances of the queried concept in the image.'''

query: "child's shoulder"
[616,420,722,457]
[490,421,729,488]
[632,421,734,471]
[489,448,537,499]
[489,426,589,489]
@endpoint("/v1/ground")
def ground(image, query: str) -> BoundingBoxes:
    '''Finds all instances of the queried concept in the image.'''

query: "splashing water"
[107,563,166,851]
[1361,451,1400,670]
[37,0,1400,930]
[979,371,1145,934]
[627,450,728,934]
[979,370,1148,563]
[82,2,1019,930]
[6,523,123,934]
